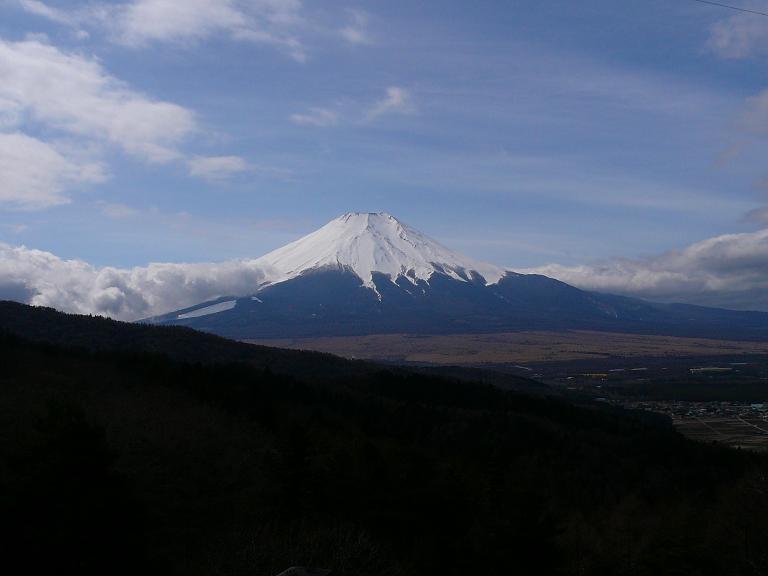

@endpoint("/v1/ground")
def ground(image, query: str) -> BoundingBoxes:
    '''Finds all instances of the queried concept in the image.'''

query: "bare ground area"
[674,416,768,451]
[248,331,768,365]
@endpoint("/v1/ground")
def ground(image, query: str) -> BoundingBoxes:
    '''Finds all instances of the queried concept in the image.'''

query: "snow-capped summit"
[254,212,507,290]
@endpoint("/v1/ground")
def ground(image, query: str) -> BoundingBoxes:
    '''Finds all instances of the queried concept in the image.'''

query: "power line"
[687,0,768,17]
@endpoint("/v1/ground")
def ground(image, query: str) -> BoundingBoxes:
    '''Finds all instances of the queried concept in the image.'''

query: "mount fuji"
[150,212,768,341]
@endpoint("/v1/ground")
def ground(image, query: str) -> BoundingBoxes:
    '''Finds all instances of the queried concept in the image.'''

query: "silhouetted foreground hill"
[0,300,360,376]
[2,302,768,575]
[0,301,541,392]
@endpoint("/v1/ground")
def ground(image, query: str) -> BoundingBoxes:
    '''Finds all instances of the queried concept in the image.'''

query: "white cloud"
[0,132,107,209]
[188,155,251,180]
[339,9,371,45]
[289,107,338,127]
[0,242,268,320]
[0,37,221,207]
[0,38,197,162]
[523,228,768,311]
[98,202,138,219]
[113,0,249,45]
[366,86,414,121]
[19,0,308,60]
[291,88,414,128]
[709,11,768,59]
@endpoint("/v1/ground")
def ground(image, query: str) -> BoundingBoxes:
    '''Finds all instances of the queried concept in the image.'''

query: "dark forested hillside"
[0,299,358,374]
[2,303,768,575]
[0,300,542,392]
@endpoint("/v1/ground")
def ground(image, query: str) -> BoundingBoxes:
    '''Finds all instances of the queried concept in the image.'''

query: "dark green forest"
[1,302,768,575]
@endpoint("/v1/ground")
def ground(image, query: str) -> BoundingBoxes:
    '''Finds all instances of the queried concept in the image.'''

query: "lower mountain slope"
[1,303,768,575]
[151,268,768,341]
[147,212,768,341]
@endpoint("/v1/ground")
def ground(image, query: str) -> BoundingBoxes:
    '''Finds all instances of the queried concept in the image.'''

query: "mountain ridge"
[150,213,768,341]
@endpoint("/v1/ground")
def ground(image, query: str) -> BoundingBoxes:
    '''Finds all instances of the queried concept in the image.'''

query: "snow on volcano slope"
[254,212,507,290]
[177,300,237,319]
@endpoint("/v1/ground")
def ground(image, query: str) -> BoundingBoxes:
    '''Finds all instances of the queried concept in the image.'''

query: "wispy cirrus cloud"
[17,0,310,60]
[112,0,306,60]
[17,0,74,25]
[289,107,339,127]
[188,155,252,181]
[339,9,371,45]
[366,86,414,121]
[97,202,139,219]
[291,87,415,128]
[16,0,382,61]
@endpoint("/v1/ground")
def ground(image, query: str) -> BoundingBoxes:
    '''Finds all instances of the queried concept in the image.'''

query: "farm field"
[674,415,768,451]
[249,330,768,365]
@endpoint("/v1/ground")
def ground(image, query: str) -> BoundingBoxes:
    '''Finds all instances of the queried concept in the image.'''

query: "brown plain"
[247,330,768,365]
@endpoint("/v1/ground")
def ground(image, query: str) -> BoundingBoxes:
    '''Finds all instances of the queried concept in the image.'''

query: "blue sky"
[2,0,768,316]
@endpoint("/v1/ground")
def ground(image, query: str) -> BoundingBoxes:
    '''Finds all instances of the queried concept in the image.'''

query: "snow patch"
[177,300,237,319]
[254,212,506,291]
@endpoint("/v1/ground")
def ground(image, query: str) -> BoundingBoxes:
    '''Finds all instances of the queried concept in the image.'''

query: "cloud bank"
[0,243,268,321]
[523,228,768,311]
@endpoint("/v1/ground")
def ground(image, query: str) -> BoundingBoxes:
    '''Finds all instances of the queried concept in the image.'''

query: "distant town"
[518,355,768,451]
